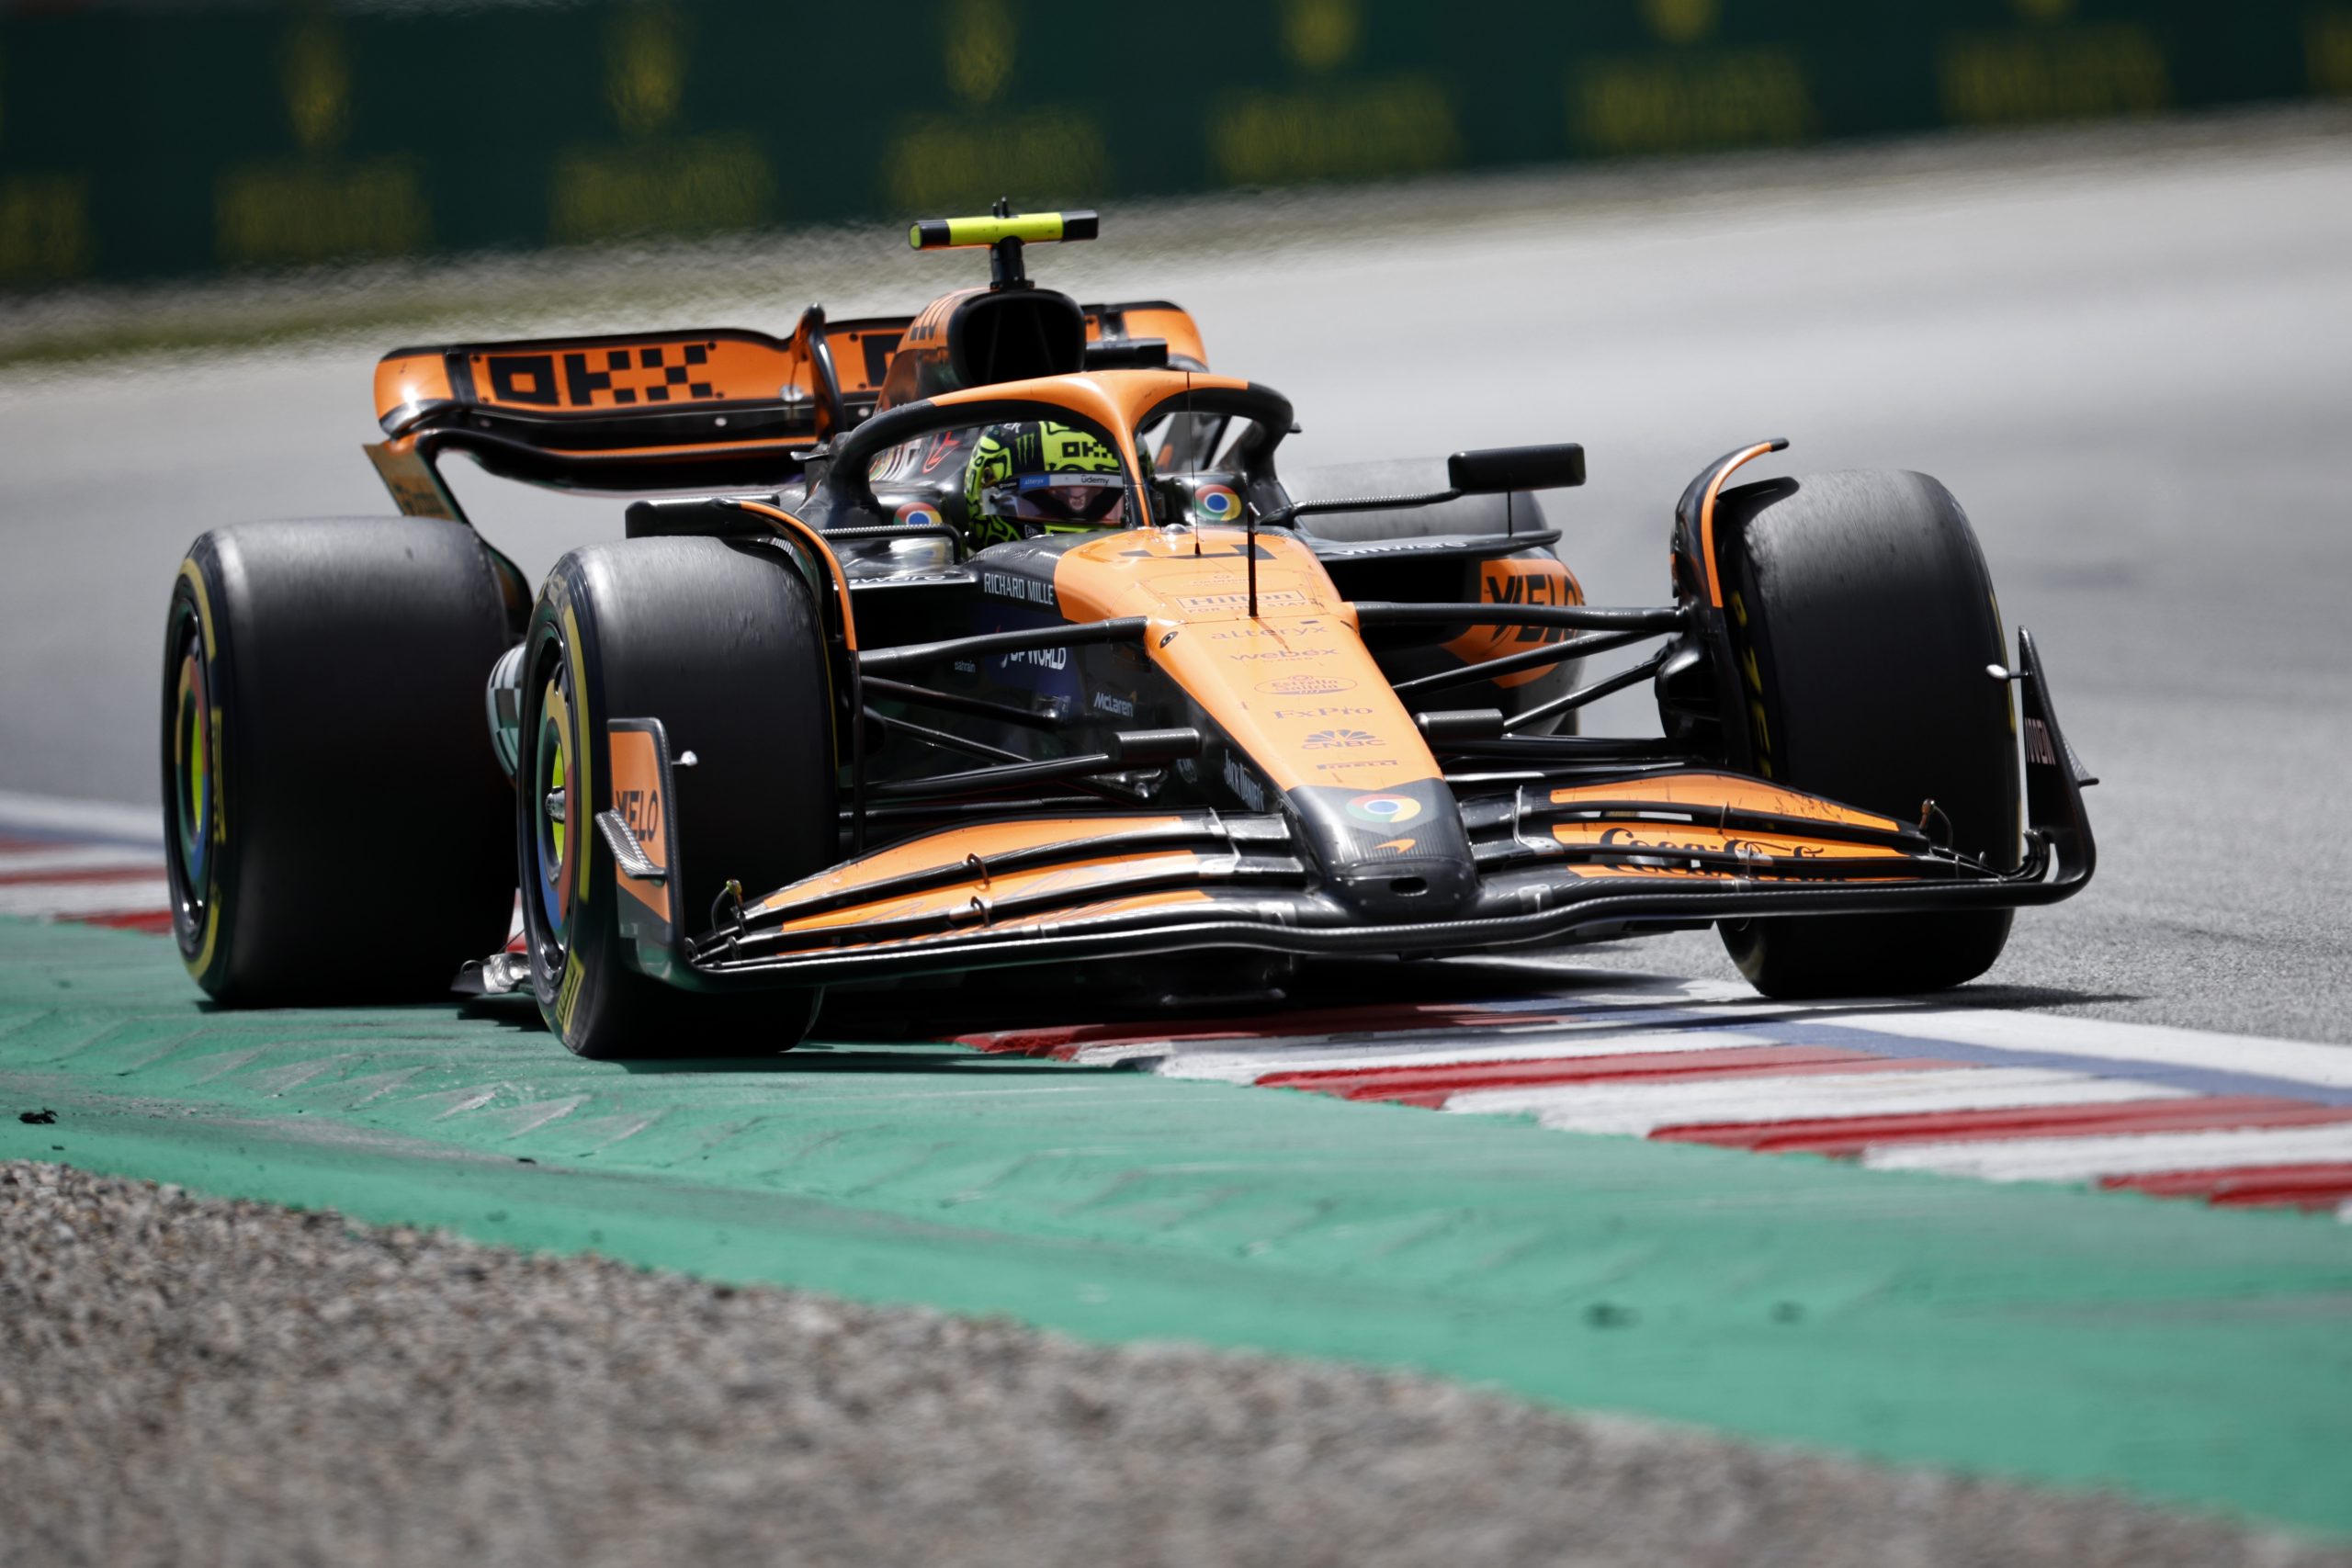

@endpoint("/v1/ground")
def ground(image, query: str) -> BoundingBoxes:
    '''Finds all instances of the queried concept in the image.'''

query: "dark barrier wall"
[0,0,2340,288]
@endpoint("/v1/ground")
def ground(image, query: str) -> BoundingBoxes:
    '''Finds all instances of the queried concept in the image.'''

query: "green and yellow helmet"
[961,421,1129,547]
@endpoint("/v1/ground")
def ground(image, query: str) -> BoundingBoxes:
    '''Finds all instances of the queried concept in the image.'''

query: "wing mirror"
[1447,444,1586,493]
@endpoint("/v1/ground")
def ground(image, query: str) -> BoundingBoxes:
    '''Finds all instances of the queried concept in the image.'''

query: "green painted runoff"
[3,918,2348,1535]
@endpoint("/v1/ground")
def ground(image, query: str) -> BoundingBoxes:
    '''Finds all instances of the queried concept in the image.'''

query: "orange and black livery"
[160,204,2096,1057]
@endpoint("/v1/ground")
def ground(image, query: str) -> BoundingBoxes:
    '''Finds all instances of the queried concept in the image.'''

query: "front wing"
[667,633,2095,988]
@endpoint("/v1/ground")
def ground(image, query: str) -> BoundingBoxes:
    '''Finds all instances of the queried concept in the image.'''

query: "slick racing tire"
[518,537,835,1059]
[164,518,518,1002]
[1713,470,2020,998]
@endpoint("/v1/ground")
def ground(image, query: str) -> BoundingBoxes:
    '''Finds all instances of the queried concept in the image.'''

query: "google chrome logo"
[1193,483,1242,524]
[1345,793,1423,827]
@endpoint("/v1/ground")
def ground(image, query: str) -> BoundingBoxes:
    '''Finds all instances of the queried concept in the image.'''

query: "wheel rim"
[531,667,573,945]
[164,603,216,950]
[172,641,210,889]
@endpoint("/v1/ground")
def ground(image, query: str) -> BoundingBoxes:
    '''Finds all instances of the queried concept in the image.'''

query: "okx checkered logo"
[480,343,724,411]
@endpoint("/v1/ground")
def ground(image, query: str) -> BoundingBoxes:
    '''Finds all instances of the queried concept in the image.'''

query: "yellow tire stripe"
[559,604,596,908]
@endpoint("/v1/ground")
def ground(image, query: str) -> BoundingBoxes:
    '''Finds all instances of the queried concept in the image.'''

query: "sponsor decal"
[2024,716,2058,767]
[1303,728,1382,750]
[1233,648,1331,661]
[1211,624,1336,646]
[1595,826,1823,859]
[1256,674,1356,695]
[896,500,944,527]
[1175,590,1313,615]
[1314,759,1396,772]
[998,645,1069,671]
[482,342,720,410]
[1272,705,1373,719]
[1374,837,1418,853]
[1325,537,1454,557]
[614,786,662,841]
[1446,559,1585,667]
[920,431,966,473]
[1345,793,1425,827]
[1192,483,1242,523]
[980,570,1057,607]
[1221,751,1268,812]
[1091,691,1136,720]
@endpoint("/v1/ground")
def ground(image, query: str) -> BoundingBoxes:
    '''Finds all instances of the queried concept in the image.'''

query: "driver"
[960,421,1130,547]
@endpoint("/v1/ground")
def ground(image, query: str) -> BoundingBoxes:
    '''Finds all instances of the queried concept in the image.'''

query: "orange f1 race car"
[162,209,2095,1057]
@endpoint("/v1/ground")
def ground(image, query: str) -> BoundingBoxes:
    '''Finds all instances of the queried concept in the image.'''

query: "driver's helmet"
[961,421,1128,547]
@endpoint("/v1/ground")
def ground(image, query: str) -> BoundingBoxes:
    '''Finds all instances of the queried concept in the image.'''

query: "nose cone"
[1329,853,1478,919]
[1289,780,1478,921]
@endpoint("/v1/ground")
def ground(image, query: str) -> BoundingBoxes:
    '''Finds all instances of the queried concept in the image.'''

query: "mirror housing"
[1083,336,1170,371]
[1447,443,1586,494]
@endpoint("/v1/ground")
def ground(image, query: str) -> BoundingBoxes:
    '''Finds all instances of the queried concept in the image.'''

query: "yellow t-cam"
[908,209,1100,250]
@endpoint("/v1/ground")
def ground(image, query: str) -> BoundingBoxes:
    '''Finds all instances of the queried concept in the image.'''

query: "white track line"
[0,790,162,845]
[1445,1069,2187,1135]
[1828,1008,2352,1091]
[1069,995,1907,1070]
[1141,1029,1801,1081]
[1863,1124,2352,1182]
[0,845,167,876]
[1057,1008,1746,1068]
[0,879,173,918]
[1481,961,2352,1094]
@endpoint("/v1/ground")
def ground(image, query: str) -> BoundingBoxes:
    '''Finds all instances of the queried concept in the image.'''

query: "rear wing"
[363,299,1205,520]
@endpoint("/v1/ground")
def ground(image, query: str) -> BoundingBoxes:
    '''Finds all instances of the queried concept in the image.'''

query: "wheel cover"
[172,644,210,889]
[163,603,217,955]
[531,672,573,942]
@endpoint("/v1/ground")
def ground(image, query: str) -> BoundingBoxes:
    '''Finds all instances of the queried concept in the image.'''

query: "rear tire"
[163,518,517,1002]
[518,537,835,1059]
[1713,470,2019,998]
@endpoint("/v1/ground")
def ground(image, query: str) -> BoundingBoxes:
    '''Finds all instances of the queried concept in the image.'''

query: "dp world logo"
[1303,728,1381,750]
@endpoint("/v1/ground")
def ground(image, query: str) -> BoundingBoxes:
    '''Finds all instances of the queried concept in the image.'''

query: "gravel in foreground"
[2,1161,2338,1568]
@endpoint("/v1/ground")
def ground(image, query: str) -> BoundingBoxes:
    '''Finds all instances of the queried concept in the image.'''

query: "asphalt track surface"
[4,120,2352,1555]
[4,119,2350,1041]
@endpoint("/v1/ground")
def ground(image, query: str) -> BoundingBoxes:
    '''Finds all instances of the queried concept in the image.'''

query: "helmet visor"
[990,472,1129,530]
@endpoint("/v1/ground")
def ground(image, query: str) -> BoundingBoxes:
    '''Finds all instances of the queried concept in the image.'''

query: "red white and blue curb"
[0,790,171,934]
[961,965,2352,1221]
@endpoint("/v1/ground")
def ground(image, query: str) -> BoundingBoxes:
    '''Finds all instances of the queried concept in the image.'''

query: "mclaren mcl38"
[161,208,2095,1056]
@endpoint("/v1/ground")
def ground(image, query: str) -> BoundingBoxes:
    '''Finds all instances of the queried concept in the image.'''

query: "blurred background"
[0,0,2341,294]
[1,0,2347,1032]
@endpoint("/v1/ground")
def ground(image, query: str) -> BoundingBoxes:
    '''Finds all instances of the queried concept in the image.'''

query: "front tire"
[518,537,835,1059]
[163,519,518,1001]
[1713,470,2020,998]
